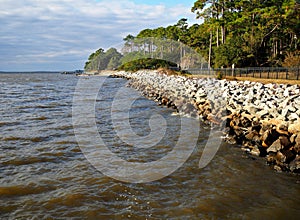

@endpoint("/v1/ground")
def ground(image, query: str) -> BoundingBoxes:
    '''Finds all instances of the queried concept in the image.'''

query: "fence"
[187,67,300,80]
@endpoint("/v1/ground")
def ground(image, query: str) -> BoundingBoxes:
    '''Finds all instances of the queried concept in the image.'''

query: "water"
[0,73,299,219]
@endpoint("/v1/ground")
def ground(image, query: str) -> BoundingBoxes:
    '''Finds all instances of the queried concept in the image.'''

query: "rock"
[207,114,221,124]
[288,122,300,134]
[289,155,300,172]
[267,139,282,153]
[279,136,291,149]
[268,118,284,127]
[266,153,276,164]
[275,151,286,163]
[288,113,299,121]
[277,121,289,135]
[245,130,258,141]
[195,97,207,105]
[294,134,300,153]
[261,129,279,147]
[274,165,282,172]
[256,109,269,119]
[295,133,300,146]
[281,149,296,163]
[244,105,261,115]
[290,134,297,144]
[250,146,260,157]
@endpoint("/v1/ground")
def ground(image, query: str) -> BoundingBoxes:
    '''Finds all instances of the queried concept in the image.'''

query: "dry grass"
[187,74,300,85]
[224,76,300,85]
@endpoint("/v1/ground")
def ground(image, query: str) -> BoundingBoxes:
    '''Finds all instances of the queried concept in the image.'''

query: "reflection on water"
[0,73,299,219]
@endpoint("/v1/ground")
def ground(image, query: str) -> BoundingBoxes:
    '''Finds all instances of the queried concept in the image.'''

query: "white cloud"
[0,0,198,71]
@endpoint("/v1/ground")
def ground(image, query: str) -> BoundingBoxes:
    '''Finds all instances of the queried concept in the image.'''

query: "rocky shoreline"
[111,69,300,173]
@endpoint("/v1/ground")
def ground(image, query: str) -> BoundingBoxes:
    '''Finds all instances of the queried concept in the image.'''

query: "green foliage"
[282,50,300,67]
[190,0,300,67]
[84,47,122,71]
[216,71,223,80]
[118,58,177,72]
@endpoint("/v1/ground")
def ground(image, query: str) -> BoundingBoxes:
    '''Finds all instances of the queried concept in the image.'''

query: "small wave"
[0,183,56,197]
[2,156,56,166]
[1,136,48,143]
[40,152,65,157]
[31,116,48,121]
[54,141,77,145]
[0,121,21,127]
[35,105,56,109]
[45,193,88,208]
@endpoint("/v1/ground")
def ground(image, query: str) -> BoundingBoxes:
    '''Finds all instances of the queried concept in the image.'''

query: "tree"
[84,48,123,71]
[192,0,300,67]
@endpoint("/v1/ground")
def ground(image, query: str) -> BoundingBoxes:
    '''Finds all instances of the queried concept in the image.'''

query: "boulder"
[261,129,279,147]
[250,146,260,157]
[294,134,300,153]
[288,122,300,134]
[281,149,296,163]
[274,165,282,172]
[289,155,300,173]
[267,139,282,153]
[275,151,286,163]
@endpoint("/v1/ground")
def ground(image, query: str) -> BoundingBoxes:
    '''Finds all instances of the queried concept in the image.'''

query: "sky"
[0,0,199,71]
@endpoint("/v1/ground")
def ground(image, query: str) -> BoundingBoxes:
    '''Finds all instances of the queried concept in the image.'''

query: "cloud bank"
[0,0,197,71]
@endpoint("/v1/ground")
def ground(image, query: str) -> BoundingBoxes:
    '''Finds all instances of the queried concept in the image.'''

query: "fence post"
[260,69,262,78]
[297,67,299,80]
[286,68,289,80]
[276,69,279,79]
[268,68,270,79]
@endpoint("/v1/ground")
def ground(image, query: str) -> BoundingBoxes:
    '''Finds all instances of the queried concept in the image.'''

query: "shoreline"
[111,69,300,173]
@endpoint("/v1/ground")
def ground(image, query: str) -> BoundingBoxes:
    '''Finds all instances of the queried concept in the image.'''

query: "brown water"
[0,73,299,219]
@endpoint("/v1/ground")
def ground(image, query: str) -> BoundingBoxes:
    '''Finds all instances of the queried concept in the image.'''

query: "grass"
[187,74,300,85]
[224,76,300,85]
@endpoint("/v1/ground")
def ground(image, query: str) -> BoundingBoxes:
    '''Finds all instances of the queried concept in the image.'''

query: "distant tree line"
[85,0,300,71]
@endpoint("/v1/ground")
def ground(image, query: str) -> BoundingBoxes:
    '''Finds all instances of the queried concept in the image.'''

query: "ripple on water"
[0,135,50,143]
[0,182,57,197]
[2,156,57,166]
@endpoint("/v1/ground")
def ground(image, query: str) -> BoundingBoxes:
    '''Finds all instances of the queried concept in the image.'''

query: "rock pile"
[112,70,300,173]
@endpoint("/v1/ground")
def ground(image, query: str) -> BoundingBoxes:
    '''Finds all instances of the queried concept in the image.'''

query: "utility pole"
[208,31,212,69]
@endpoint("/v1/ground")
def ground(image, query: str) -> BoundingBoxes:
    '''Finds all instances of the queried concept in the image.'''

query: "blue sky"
[133,0,195,6]
[0,0,199,71]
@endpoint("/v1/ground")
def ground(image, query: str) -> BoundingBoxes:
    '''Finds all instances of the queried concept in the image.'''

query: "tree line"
[85,0,300,71]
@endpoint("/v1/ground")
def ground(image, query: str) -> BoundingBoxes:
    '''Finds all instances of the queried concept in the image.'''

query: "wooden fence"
[187,67,300,80]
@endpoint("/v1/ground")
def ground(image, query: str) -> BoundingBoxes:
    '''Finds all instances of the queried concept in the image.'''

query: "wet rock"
[250,146,260,157]
[293,134,300,153]
[267,139,282,153]
[266,153,276,164]
[245,129,258,141]
[290,134,297,144]
[274,165,282,172]
[281,149,296,163]
[289,155,300,173]
[279,136,291,149]
[275,151,286,163]
[261,129,279,147]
